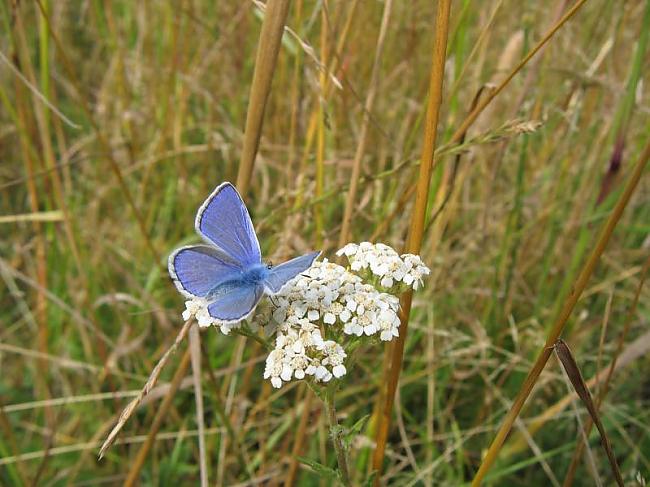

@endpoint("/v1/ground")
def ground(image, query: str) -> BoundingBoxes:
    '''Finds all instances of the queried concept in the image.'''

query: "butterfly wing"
[264,251,321,294]
[195,182,262,266]
[168,245,241,298]
[207,281,265,323]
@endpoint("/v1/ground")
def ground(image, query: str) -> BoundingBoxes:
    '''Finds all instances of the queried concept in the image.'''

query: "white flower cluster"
[261,260,401,388]
[336,242,431,290]
[263,322,347,388]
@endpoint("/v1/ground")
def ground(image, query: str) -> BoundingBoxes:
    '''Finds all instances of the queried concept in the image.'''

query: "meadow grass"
[1,1,649,485]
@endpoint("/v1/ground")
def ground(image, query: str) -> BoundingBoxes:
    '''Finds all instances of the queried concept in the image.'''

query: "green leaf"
[363,470,379,487]
[296,456,339,480]
[344,414,370,449]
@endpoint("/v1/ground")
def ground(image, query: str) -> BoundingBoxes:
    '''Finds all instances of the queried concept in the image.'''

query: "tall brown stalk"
[471,140,650,485]
[236,0,291,190]
[371,0,452,481]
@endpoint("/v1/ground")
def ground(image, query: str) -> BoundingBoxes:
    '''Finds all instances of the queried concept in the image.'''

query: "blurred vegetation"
[1,0,649,485]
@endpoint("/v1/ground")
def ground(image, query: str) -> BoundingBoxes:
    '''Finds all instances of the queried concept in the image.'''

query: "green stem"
[324,390,352,486]
[236,324,271,350]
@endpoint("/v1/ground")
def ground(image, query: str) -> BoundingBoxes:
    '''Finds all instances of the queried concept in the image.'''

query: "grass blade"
[554,339,624,486]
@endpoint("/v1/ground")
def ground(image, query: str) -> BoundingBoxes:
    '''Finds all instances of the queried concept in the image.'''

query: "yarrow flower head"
[336,242,430,290]
[259,260,401,387]
[181,243,430,389]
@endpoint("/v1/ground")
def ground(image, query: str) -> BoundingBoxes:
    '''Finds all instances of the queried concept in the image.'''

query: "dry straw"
[98,319,193,459]
[471,140,650,485]
[373,0,595,480]
[372,0,452,480]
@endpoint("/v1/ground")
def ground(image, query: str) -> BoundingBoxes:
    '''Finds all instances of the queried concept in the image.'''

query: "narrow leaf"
[554,339,624,487]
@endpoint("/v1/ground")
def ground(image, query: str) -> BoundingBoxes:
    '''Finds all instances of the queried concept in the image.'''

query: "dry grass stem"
[471,140,650,485]
[338,0,393,248]
[123,349,192,486]
[189,324,209,487]
[3,2,648,484]
[98,319,193,459]
[236,0,292,190]
[372,0,452,480]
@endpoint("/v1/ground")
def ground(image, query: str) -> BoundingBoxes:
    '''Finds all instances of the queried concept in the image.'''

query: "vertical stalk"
[371,0,452,481]
[314,2,328,245]
[236,0,291,191]
[470,140,650,485]
[226,3,292,480]
[189,324,208,487]
[286,0,303,195]
[324,390,351,487]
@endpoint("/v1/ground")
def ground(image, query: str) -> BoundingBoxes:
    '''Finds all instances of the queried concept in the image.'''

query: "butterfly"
[168,182,320,323]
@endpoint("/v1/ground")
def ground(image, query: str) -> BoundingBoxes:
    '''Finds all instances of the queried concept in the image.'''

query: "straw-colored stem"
[189,324,208,487]
[98,319,193,458]
[338,0,393,248]
[286,0,303,195]
[123,348,192,487]
[371,0,452,481]
[221,1,290,468]
[314,3,328,245]
[292,0,359,209]
[13,61,53,426]
[471,140,650,485]
[236,0,291,191]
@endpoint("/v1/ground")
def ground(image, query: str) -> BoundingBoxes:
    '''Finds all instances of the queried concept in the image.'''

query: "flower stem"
[324,390,351,486]
[235,325,271,350]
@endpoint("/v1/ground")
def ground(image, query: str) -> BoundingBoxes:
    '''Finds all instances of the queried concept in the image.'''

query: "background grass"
[1,0,649,485]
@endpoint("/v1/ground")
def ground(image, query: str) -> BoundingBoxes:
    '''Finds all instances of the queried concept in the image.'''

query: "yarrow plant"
[180,242,430,485]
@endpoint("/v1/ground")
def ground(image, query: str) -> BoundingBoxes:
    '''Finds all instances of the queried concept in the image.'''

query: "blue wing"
[168,245,241,298]
[195,182,262,266]
[207,282,265,322]
[264,251,321,294]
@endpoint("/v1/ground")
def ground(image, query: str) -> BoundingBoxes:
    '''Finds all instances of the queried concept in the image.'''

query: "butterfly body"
[169,182,320,323]
[205,264,269,300]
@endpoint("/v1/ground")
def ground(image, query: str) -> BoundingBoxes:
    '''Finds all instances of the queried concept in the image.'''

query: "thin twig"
[236,0,291,190]
[338,0,393,247]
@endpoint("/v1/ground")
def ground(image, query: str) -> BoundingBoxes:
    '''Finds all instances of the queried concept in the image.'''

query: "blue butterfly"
[168,182,320,323]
